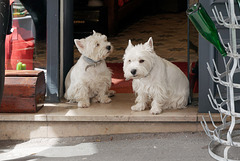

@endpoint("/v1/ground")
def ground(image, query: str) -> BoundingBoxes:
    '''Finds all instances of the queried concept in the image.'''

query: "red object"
[5,13,35,70]
[107,63,133,93]
[107,62,198,93]
[5,35,34,70]
[10,0,14,5]
[118,0,124,7]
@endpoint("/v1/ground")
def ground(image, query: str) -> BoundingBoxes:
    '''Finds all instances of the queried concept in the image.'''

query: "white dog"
[64,31,115,108]
[123,37,189,114]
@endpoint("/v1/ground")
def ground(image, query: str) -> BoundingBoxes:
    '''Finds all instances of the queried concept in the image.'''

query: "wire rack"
[201,0,240,160]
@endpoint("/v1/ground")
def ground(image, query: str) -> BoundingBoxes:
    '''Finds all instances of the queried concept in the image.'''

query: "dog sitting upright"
[64,31,115,108]
[123,37,189,114]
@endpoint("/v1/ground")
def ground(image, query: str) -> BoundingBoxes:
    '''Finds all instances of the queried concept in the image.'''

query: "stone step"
[0,94,220,140]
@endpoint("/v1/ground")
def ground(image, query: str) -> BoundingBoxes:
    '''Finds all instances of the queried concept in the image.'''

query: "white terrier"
[123,37,189,114]
[64,31,115,108]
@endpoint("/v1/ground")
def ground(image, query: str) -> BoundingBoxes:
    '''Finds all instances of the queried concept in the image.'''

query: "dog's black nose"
[131,69,137,75]
[106,45,111,50]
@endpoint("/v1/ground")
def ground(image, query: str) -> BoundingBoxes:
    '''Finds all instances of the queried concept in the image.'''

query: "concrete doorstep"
[0,94,223,140]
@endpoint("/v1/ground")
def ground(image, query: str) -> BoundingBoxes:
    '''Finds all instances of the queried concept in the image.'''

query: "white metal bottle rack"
[201,0,240,160]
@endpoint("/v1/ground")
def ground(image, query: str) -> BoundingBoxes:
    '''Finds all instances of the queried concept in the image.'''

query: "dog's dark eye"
[96,43,100,47]
[139,60,144,63]
[128,60,131,63]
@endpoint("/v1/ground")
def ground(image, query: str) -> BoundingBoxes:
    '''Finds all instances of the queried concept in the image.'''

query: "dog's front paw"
[108,90,116,97]
[100,97,112,104]
[150,107,162,115]
[77,100,90,108]
[67,99,77,103]
[91,97,99,103]
[131,104,145,111]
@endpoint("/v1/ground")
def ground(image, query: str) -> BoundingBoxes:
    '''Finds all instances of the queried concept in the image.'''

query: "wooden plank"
[3,77,36,97]
[0,97,36,113]
[5,70,43,77]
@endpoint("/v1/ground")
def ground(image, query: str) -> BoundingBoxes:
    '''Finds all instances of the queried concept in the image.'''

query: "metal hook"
[208,111,218,128]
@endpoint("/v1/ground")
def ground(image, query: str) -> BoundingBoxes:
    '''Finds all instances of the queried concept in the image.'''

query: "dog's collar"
[144,67,154,78]
[83,56,103,71]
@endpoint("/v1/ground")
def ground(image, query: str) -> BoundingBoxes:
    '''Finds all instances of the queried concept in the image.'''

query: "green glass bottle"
[237,0,240,9]
[186,3,227,56]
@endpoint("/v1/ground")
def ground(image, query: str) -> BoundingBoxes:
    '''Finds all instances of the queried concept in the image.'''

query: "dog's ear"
[144,37,154,50]
[74,39,85,53]
[93,30,96,35]
[127,39,133,49]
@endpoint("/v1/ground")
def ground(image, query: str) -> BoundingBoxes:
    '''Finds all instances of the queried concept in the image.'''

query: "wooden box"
[0,70,46,113]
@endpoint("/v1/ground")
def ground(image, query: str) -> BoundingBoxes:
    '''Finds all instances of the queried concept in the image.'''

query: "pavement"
[0,132,235,161]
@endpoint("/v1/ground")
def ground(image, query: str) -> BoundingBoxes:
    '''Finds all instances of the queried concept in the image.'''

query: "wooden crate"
[0,70,46,113]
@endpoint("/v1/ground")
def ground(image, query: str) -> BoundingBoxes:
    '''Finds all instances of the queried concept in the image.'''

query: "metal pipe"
[227,0,237,145]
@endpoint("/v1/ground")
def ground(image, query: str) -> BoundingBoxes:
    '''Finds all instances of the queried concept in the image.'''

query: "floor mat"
[107,62,191,93]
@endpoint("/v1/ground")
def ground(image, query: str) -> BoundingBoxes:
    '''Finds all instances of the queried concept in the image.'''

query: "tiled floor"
[74,12,198,64]
[33,11,198,69]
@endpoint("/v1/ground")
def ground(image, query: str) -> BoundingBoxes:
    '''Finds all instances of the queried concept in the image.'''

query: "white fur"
[64,31,115,108]
[123,37,189,114]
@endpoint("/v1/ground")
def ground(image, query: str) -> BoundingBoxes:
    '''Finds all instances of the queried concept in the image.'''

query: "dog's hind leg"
[95,84,112,104]
[175,95,188,109]
[74,86,90,108]
[64,85,76,101]
[168,94,188,109]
